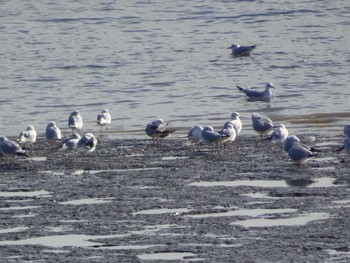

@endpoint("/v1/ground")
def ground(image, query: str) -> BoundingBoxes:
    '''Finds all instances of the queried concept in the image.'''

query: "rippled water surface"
[1,0,349,136]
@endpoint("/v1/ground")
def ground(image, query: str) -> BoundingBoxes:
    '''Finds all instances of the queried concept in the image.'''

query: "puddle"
[0,226,29,234]
[59,197,115,205]
[12,213,36,218]
[231,212,330,228]
[189,177,338,188]
[133,208,191,216]
[0,190,52,197]
[90,244,165,250]
[0,233,127,248]
[0,205,40,211]
[161,156,189,161]
[40,171,66,176]
[242,193,279,199]
[137,252,200,261]
[185,208,297,219]
[72,167,162,175]
[31,156,47,162]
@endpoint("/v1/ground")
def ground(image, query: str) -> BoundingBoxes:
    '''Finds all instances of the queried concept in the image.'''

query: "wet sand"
[0,134,349,262]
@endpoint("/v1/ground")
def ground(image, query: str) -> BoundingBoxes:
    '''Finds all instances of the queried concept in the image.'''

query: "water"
[1,0,349,137]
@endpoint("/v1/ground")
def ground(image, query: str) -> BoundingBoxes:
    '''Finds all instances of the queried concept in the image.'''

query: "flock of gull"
[0,43,349,165]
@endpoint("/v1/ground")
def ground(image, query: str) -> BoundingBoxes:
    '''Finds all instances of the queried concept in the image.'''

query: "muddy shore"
[0,133,349,263]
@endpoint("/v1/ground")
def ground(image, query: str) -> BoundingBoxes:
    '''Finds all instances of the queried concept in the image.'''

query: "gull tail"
[335,145,344,152]
[16,151,29,157]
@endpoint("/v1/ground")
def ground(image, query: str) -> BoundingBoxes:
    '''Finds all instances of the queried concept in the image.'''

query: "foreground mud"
[0,134,349,263]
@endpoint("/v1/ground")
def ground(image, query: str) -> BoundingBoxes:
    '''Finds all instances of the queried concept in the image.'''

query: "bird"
[57,133,81,151]
[219,123,237,147]
[0,136,29,160]
[288,144,314,165]
[97,109,111,131]
[68,110,83,134]
[337,137,350,154]
[46,121,62,144]
[265,124,289,143]
[229,112,242,135]
[77,133,97,156]
[236,82,275,100]
[201,126,229,146]
[17,125,37,149]
[251,113,274,139]
[343,123,350,139]
[145,119,175,144]
[188,125,203,147]
[227,43,256,56]
[283,135,301,153]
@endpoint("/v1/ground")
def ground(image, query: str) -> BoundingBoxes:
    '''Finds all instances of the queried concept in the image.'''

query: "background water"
[1,0,349,137]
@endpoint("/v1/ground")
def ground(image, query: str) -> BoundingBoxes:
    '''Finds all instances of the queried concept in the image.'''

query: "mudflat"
[0,134,349,262]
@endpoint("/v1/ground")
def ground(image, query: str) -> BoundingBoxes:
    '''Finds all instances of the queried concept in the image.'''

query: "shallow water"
[1,0,349,137]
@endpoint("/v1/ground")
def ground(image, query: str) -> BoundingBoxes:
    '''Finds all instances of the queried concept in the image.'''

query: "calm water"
[1,0,349,137]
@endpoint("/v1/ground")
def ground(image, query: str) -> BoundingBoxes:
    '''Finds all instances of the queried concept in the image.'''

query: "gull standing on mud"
[58,133,81,151]
[0,136,29,159]
[97,109,111,131]
[68,110,83,134]
[17,125,37,148]
[337,137,350,154]
[77,133,97,155]
[265,124,289,143]
[145,119,175,145]
[188,125,203,147]
[236,82,275,100]
[288,144,314,165]
[283,135,301,153]
[46,121,62,144]
[219,123,236,147]
[344,123,350,139]
[251,113,274,139]
[229,112,242,135]
[227,43,256,56]
[201,126,229,146]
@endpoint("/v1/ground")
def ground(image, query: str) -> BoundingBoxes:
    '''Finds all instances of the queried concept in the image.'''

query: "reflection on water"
[59,197,115,205]
[0,190,52,197]
[137,252,200,261]
[133,208,191,216]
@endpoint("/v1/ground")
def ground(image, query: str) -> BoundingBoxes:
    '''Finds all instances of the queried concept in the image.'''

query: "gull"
[145,119,175,144]
[188,125,203,147]
[46,121,62,144]
[229,112,242,135]
[288,144,314,165]
[201,126,229,146]
[227,43,256,56]
[77,133,97,155]
[337,137,350,154]
[251,113,274,139]
[58,133,81,151]
[283,135,301,153]
[68,110,83,134]
[0,136,29,160]
[265,124,289,143]
[344,123,350,139]
[219,123,237,147]
[97,109,111,131]
[17,125,37,148]
[236,82,275,100]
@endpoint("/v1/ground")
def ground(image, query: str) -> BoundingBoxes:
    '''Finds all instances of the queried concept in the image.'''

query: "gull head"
[227,44,240,49]
[266,82,275,89]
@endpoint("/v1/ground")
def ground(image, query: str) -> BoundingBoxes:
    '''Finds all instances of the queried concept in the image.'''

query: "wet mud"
[0,134,349,262]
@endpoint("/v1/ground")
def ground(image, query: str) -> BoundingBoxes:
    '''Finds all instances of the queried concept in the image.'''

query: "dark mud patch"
[0,134,349,262]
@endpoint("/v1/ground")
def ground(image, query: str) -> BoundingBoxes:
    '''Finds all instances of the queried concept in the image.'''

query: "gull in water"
[17,125,37,148]
[219,123,236,147]
[265,124,289,143]
[68,110,83,134]
[188,125,203,147]
[46,121,62,145]
[228,112,242,135]
[288,144,314,165]
[145,119,175,145]
[77,133,97,155]
[0,136,29,160]
[201,125,229,146]
[251,113,274,139]
[97,109,112,131]
[344,123,350,139]
[227,43,256,56]
[58,133,81,151]
[236,82,275,100]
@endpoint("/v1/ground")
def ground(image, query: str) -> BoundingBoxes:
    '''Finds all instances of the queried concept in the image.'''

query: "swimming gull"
[201,125,229,146]
[0,136,29,159]
[188,125,203,147]
[77,133,97,155]
[145,119,175,144]
[68,110,83,133]
[236,82,275,100]
[46,121,62,144]
[227,43,256,56]
[251,113,274,139]
[97,109,112,131]
[17,125,37,148]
